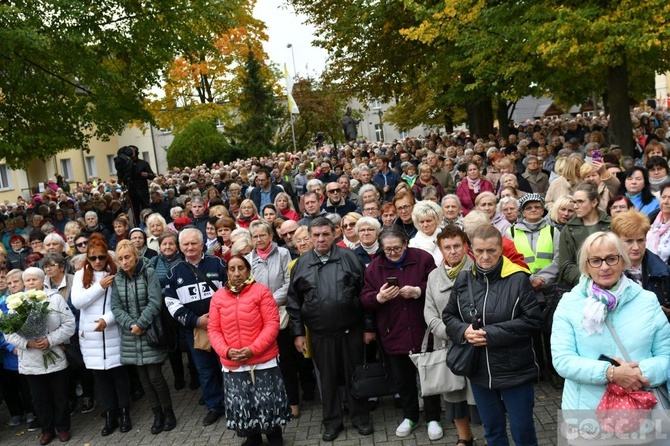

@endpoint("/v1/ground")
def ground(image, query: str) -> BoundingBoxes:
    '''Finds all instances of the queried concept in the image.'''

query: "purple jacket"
[360,248,436,355]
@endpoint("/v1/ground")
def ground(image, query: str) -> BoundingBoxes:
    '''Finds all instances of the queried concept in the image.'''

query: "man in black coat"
[287,218,373,441]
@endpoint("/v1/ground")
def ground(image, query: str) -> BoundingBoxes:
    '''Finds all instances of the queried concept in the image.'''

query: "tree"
[0,0,245,168]
[227,48,282,158]
[278,77,348,149]
[146,9,272,135]
[166,120,241,168]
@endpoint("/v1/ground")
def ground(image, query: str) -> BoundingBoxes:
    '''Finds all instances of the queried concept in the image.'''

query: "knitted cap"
[518,193,544,213]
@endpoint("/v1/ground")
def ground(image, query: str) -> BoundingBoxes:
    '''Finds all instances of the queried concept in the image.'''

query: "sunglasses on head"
[88,255,107,262]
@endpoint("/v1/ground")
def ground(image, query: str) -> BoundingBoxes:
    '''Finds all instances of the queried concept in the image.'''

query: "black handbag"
[134,270,178,351]
[446,272,481,376]
[63,333,85,370]
[350,342,397,399]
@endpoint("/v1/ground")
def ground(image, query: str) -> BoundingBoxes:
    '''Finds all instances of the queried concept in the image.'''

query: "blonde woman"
[545,155,584,211]
[63,221,82,256]
[579,162,620,212]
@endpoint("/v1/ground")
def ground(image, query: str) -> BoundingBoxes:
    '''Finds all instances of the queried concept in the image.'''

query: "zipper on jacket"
[483,275,492,389]
[102,287,108,361]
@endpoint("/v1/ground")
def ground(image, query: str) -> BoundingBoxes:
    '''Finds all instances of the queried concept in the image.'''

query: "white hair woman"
[441,194,463,228]
[145,213,168,252]
[354,217,382,266]
[408,200,444,266]
[5,267,75,444]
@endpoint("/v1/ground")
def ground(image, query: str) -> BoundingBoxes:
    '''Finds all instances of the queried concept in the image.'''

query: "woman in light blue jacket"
[552,231,670,413]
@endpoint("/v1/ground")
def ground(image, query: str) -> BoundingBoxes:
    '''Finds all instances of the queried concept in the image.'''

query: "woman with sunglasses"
[337,212,362,250]
[73,233,90,255]
[71,233,131,437]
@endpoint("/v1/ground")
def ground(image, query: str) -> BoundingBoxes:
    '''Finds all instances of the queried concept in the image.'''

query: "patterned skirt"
[224,366,293,436]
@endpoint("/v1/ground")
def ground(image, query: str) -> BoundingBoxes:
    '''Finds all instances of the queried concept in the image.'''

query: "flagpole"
[290,113,297,152]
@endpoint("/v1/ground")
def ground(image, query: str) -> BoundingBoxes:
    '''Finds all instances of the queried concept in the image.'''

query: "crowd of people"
[3,109,670,445]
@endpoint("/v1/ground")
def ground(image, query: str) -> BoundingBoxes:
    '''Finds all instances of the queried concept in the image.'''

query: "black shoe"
[322,425,343,442]
[202,410,221,426]
[354,422,374,436]
[241,433,263,446]
[174,378,186,391]
[119,407,132,433]
[367,399,379,411]
[151,407,165,435]
[81,397,96,414]
[266,426,283,446]
[101,411,118,436]
[163,408,177,431]
[198,397,205,406]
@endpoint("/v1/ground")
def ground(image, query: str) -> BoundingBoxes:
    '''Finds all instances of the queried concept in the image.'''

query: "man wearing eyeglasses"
[322,182,357,217]
[287,217,374,442]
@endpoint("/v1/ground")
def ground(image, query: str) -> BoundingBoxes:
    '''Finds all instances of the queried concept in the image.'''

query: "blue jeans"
[185,328,224,412]
[470,381,538,446]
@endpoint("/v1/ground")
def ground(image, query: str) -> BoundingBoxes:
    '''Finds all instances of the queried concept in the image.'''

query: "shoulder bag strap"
[185,261,219,292]
[604,318,632,363]
[466,271,477,323]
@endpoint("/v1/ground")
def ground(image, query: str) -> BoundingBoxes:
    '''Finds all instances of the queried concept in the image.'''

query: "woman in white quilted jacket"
[71,233,130,437]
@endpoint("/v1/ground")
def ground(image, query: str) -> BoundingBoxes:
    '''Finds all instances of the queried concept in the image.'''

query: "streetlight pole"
[287,43,297,152]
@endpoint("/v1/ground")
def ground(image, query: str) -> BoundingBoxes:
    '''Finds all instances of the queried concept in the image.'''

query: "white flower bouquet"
[0,290,61,368]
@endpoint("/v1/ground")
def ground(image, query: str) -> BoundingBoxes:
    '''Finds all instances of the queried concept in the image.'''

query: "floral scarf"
[582,275,630,336]
[225,275,256,295]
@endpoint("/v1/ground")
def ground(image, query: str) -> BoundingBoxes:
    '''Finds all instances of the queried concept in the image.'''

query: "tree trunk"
[466,96,494,139]
[497,98,510,139]
[607,57,634,156]
[444,112,454,134]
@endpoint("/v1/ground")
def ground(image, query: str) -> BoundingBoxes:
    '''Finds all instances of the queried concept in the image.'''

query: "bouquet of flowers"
[0,290,60,369]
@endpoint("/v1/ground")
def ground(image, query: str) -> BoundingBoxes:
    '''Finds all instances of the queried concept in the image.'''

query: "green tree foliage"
[278,77,348,149]
[227,49,282,158]
[166,120,241,168]
[0,0,244,168]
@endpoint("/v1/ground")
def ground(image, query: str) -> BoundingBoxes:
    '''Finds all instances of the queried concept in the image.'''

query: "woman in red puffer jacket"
[208,255,292,445]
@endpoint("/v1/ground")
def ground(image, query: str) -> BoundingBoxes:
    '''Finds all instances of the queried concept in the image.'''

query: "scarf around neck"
[582,275,630,336]
[467,176,482,193]
[445,255,467,281]
[342,236,360,250]
[226,275,256,295]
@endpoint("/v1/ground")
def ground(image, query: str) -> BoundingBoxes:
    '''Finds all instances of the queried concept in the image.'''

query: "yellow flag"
[285,64,299,115]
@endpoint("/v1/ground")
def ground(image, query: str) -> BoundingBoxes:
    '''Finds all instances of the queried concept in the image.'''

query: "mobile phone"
[598,354,620,366]
[472,316,481,330]
[216,236,224,245]
[386,277,399,287]
[592,150,602,162]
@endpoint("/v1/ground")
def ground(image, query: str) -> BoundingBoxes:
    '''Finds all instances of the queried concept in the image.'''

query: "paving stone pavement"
[0,362,562,446]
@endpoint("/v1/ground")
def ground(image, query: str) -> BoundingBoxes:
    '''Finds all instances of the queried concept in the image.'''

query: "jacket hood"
[472,256,530,280]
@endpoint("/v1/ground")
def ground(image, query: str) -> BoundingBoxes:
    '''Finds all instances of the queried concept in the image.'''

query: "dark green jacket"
[110,259,167,365]
[557,211,611,286]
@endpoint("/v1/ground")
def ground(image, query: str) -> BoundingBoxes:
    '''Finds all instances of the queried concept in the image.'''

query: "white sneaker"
[427,421,444,440]
[396,418,417,437]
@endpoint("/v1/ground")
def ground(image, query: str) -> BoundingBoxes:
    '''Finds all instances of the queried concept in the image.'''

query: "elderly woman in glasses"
[408,200,444,267]
[360,230,444,441]
[551,231,670,416]
[337,212,362,250]
[354,217,383,266]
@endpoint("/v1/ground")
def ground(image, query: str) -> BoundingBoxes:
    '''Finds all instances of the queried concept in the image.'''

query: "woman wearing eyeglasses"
[360,230,443,441]
[551,231,670,419]
[558,183,611,287]
[71,233,131,437]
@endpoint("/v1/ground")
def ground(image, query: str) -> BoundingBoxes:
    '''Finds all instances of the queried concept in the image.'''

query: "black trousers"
[137,363,172,409]
[93,367,131,411]
[26,369,70,434]
[277,328,315,405]
[387,353,441,423]
[310,327,370,429]
[0,366,33,417]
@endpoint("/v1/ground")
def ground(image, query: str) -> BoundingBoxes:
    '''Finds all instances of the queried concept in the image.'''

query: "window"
[374,124,383,142]
[371,99,382,110]
[142,151,150,162]
[107,155,117,174]
[85,156,97,178]
[60,159,73,180]
[0,165,13,190]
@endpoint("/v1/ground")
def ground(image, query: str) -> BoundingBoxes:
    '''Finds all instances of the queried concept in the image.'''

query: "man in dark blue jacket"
[164,227,226,427]
[249,169,283,213]
[373,156,401,203]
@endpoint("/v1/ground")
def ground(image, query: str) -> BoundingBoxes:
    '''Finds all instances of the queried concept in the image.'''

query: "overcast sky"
[253,0,328,78]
